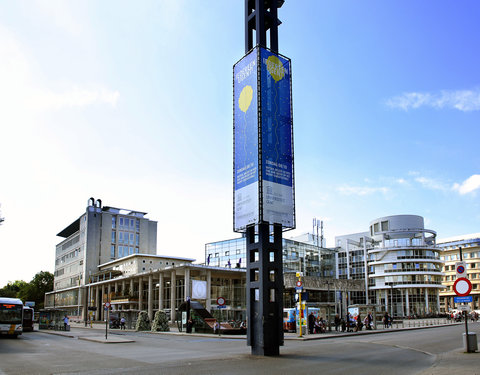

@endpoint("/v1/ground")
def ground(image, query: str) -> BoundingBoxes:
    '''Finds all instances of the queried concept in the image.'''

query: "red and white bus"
[0,297,24,337]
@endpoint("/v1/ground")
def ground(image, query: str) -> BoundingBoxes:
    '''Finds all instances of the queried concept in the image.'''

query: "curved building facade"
[368,215,444,316]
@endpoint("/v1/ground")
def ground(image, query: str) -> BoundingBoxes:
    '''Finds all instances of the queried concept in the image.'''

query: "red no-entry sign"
[453,277,472,297]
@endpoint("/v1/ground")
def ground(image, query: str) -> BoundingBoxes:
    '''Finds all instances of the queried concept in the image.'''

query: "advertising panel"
[233,46,295,232]
[260,47,294,229]
[234,49,259,231]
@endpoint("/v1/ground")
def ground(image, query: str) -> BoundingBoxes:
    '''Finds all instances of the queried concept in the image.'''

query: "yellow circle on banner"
[239,85,253,113]
[266,55,285,82]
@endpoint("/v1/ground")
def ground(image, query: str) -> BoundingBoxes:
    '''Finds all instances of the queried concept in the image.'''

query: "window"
[374,223,380,233]
[111,245,115,259]
[129,247,133,255]
[112,216,116,229]
[136,220,140,231]
[136,234,139,246]
[119,217,124,226]
[111,231,116,243]
[119,232,123,243]
[143,260,146,263]
[135,248,139,254]
[381,221,388,231]
[130,233,134,245]
[130,219,134,228]
[118,246,123,257]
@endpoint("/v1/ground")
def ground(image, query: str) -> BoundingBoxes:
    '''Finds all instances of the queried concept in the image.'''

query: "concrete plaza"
[0,322,478,374]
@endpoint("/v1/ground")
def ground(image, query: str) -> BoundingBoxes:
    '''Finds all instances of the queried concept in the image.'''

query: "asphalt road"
[0,323,479,375]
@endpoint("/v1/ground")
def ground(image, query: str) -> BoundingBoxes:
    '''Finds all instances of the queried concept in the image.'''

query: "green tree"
[0,271,53,309]
[0,280,28,298]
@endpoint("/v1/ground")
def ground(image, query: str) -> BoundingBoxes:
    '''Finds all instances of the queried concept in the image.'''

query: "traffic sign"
[296,280,303,287]
[455,261,467,278]
[454,296,473,303]
[104,302,111,308]
[458,305,471,312]
[216,296,226,306]
[453,277,472,297]
[295,286,303,293]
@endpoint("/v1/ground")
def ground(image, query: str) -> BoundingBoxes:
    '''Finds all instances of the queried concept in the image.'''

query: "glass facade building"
[205,236,336,278]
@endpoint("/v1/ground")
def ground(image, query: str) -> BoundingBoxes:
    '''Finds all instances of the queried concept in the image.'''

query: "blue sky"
[1,0,479,286]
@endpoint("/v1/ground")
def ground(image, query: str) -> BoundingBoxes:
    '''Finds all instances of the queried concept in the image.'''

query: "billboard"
[233,46,294,232]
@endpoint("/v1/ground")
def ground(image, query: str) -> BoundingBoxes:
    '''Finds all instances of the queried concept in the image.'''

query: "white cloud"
[414,177,449,191]
[337,185,389,196]
[386,88,480,112]
[453,175,480,195]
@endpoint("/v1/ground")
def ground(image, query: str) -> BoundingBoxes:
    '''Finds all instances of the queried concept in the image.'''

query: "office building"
[438,233,480,312]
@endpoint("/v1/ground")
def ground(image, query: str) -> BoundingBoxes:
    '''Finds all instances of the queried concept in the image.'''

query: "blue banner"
[259,47,294,228]
[234,49,259,231]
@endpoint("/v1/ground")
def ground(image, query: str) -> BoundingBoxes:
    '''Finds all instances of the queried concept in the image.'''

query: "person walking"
[383,312,389,329]
[334,314,341,331]
[308,312,315,334]
[120,316,126,330]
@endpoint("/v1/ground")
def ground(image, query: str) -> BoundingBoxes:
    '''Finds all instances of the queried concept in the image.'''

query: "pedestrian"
[120,316,126,330]
[356,313,363,331]
[186,318,193,333]
[63,315,69,331]
[383,312,389,329]
[367,311,373,330]
[308,312,315,334]
[334,314,341,331]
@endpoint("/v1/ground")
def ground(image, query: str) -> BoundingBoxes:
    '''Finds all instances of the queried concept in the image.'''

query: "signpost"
[455,247,476,353]
[104,302,111,340]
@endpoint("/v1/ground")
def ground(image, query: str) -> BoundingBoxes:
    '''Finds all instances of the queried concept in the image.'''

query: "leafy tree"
[19,271,54,309]
[0,280,28,298]
[0,271,53,309]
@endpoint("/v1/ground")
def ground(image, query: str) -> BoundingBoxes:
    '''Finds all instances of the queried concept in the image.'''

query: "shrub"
[151,310,170,332]
[135,311,151,331]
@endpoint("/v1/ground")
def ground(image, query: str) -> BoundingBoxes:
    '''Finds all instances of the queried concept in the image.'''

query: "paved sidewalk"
[36,320,470,344]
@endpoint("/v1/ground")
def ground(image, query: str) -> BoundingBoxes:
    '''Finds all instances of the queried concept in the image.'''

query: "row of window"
[441,252,480,261]
[111,245,139,259]
[112,216,140,231]
[444,263,477,271]
[56,247,81,265]
[111,231,139,246]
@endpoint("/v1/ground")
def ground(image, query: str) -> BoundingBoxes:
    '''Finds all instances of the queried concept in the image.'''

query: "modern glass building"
[336,215,444,316]
[205,235,336,278]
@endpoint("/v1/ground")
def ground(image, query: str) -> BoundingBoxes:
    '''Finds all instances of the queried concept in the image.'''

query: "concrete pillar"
[206,270,212,311]
[384,290,388,313]
[158,273,164,310]
[148,274,153,320]
[170,270,176,323]
[129,278,134,310]
[185,268,191,301]
[122,280,126,295]
[406,289,410,317]
[425,288,429,314]
[107,283,112,302]
[436,292,440,314]
[101,285,105,321]
[138,277,143,312]
[400,289,404,316]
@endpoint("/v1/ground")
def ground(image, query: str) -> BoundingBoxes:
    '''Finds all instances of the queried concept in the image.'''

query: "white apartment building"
[336,215,444,316]
[47,198,157,318]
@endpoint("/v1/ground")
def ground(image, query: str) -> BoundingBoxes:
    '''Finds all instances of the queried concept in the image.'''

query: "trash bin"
[463,332,478,353]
